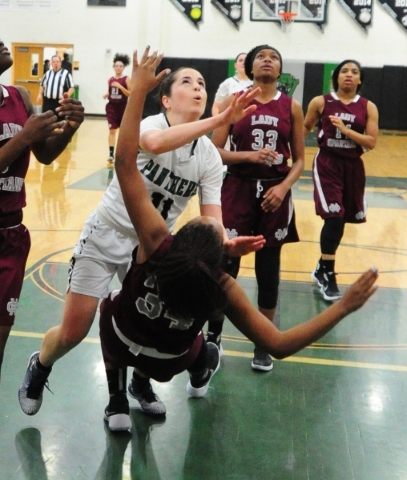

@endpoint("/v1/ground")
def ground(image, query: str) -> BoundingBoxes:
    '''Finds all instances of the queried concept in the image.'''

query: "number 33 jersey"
[99,113,223,239]
[228,91,292,180]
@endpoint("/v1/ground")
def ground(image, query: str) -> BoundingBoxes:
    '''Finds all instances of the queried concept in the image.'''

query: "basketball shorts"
[221,173,299,247]
[312,149,366,223]
[0,224,31,327]
[67,211,138,299]
[106,102,127,130]
[99,295,203,382]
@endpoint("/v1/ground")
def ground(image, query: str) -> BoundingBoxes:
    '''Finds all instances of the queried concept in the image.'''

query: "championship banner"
[211,0,242,28]
[336,0,372,31]
[168,0,203,29]
[377,0,407,32]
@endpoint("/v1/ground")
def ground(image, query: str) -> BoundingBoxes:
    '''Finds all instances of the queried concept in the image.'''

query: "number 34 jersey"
[99,113,223,239]
[110,234,205,356]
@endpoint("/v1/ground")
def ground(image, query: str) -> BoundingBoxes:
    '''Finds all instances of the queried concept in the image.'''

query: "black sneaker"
[128,377,166,416]
[251,346,273,372]
[18,352,52,416]
[186,342,220,398]
[311,262,325,288]
[206,332,223,357]
[320,271,341,301]
[104,393,132,432]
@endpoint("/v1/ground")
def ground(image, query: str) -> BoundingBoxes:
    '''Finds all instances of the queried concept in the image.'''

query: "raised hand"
[223,235,265,257]
[220,87,261,125]
[130,46,169,95]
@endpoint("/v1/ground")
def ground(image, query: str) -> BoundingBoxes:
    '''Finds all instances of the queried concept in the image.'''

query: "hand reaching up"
[130,46,170,95]
[220,87,261,125]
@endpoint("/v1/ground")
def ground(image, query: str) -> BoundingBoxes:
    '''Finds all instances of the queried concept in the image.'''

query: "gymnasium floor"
[1,118,406,480]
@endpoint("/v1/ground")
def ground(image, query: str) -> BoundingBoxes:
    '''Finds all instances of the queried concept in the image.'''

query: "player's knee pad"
[255,247,281,310]
[321,217,345,254]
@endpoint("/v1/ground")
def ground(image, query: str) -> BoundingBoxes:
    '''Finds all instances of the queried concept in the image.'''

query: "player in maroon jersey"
[0,39,84,378]
[98,48,376,432]
[304,60,379,302]
[103,53,131,165]
[206,44,305,372]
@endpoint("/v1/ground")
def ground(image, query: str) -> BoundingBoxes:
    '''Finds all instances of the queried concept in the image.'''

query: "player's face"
[114,61,124,75]
[0,40,13,75]
[163,68,207,119]
[234,54,246,76]
[51,56,62,71]
[252,49,281,80]
[337,63,361,93]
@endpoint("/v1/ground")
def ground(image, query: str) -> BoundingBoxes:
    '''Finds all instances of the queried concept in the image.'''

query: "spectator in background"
[37,55,74,116]
[61,53,72,75]
[43,59,50,74]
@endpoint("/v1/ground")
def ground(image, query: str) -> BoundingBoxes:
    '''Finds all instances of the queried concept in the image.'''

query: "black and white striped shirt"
[40,68,74,99]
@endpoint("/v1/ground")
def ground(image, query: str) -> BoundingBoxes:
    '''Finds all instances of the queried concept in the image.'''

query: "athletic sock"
[321,259,335,273]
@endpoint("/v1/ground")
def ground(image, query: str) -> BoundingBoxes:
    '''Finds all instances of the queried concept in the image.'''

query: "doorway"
[12,43,74,105]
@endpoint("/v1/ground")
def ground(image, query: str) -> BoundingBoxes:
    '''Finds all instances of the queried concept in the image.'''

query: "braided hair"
[151,221,227,321]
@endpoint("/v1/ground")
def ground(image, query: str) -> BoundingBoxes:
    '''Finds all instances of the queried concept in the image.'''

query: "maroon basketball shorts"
[105,102,127,130]
[0,225,31,327]
[312,150,366,223]
[221,173,299,247]
[99,297,203,383]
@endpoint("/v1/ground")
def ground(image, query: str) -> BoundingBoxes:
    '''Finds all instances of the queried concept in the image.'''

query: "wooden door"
[12,45,43,105]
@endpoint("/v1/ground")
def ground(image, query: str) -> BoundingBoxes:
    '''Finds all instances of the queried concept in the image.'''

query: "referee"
[36,55,75,115]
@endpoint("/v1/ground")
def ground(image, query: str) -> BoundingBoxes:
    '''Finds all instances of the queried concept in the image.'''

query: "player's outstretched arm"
[141,87,260,156]
[115,47,170,260]
[225,267,378,359]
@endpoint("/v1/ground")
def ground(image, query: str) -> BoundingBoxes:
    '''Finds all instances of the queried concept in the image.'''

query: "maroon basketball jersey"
[110,235,205,356]
[317,93,368,158]
[228,91,292,180]
[108,76,128,104]
[0,85,30,215]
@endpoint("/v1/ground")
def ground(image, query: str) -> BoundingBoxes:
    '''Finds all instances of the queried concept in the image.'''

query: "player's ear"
[162,95,171,110]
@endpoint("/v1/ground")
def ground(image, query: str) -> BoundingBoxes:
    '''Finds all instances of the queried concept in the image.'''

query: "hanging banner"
[211,0,242,29]
[336,0,372,31]
[168,0,203,29]
[377,0,407,32]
